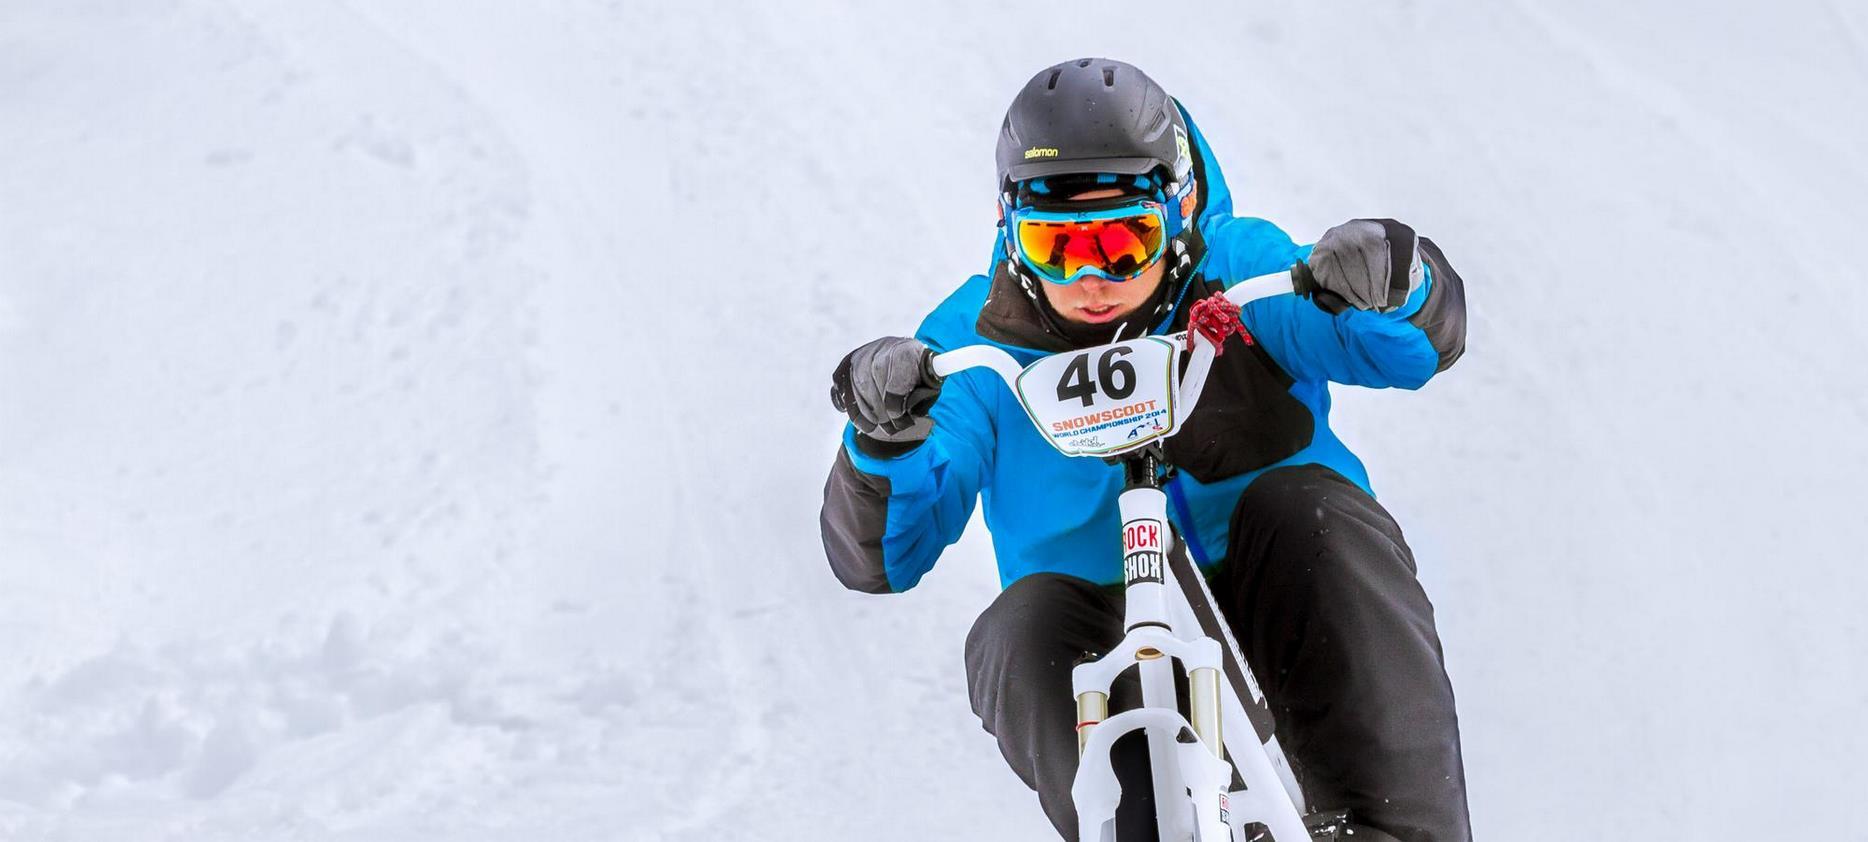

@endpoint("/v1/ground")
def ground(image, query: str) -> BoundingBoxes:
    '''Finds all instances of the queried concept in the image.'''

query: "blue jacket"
[821,106,1467,594]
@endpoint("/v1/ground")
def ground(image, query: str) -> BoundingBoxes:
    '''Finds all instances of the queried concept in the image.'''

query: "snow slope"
[1,1,1864,839]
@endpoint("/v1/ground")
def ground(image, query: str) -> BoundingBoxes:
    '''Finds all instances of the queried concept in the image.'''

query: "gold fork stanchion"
[1075,690,1109,757]
[1189,667,1222,757]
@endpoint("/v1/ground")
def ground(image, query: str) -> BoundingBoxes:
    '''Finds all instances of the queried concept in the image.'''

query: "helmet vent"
[1077,58,1092,68]
[1046,69,1062,90]
[1103,66,1116,87]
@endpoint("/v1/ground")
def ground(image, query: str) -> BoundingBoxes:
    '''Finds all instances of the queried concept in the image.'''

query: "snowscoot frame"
[930,271,1311,842]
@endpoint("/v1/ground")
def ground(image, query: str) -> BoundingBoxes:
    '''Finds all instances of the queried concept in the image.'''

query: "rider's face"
[1037,188,1169,326]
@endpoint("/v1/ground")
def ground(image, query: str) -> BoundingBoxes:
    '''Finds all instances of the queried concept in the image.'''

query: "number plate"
[1013,336,1181,457]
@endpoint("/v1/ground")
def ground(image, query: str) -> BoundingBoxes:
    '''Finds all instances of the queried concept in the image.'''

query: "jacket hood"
[976,100,1236,353]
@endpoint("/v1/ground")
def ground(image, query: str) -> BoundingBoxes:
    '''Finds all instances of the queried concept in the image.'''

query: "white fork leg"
[1138,654,1190,841]
[1073,709,1234,842]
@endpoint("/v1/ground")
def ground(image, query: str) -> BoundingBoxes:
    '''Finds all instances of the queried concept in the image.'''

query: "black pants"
[964,465,1472,841]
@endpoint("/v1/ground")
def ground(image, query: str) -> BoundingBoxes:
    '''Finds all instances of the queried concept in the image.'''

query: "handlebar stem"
[1122,448,1164,491]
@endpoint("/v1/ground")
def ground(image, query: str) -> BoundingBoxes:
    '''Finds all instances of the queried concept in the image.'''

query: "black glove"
[1292,218,1423,314]
[830,336,943,447]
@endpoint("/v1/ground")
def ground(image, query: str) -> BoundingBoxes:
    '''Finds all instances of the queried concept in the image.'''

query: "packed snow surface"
[2,2,1865,839]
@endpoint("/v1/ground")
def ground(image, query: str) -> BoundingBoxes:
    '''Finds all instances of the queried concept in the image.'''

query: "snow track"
[1,2,1863,839]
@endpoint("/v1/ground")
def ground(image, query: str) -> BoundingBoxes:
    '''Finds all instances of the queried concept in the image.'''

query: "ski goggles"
[1007,200,1170,285]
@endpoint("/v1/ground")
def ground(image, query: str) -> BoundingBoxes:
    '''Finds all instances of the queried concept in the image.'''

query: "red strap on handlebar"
[1186,294,1254,355]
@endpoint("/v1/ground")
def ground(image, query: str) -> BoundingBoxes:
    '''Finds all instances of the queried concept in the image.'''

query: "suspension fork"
[1075,450,1222,758]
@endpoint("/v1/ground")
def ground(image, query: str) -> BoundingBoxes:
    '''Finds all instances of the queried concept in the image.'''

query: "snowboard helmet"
[994,59,1200,316]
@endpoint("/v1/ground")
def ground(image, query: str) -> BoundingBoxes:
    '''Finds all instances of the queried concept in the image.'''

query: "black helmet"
[989,59,1205,335]
[995,58,1193,192]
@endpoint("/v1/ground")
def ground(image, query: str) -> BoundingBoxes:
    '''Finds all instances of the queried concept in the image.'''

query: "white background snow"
[2,2,1865,839]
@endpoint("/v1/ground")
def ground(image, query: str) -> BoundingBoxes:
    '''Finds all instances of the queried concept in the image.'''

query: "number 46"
[1056,347,1136,407]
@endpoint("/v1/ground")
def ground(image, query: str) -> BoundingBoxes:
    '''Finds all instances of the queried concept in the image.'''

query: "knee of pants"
[964,573,1120,718]
[1220,465,1440,690]
[1226,464,1417,589]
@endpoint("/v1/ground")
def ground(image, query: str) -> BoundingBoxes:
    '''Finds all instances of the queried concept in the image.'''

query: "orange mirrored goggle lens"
[1013,207,1166,284]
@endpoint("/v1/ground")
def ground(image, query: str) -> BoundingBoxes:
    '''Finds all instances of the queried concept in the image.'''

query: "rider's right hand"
[830,336,943,448]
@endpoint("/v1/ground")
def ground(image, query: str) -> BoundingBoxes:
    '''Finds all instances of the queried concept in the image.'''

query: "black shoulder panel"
[1164,283,1315,482]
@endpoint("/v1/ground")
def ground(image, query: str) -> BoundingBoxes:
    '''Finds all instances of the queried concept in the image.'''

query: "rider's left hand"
[1293,218,1423,314]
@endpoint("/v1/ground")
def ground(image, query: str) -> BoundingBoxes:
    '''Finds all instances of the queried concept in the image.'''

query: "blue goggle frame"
[1000,178,1195,285]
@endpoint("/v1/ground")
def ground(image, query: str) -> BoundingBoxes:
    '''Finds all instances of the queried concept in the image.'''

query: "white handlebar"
[1220,268,1296,307]
[929,344,1022,381]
